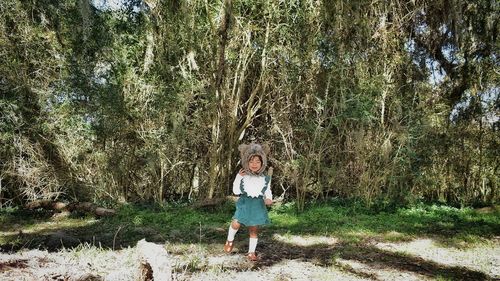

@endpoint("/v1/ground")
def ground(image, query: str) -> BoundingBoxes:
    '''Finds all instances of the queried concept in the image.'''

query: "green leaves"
[0,0,497,208]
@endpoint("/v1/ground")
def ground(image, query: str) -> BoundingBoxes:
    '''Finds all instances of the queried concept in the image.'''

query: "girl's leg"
[227,220,241,241]
[247,226,258,253]
[231,220,241,231]
[224,220,240,253]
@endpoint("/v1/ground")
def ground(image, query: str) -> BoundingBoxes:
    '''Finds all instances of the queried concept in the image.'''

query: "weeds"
[1,201,498,280]
[1,201,498,251]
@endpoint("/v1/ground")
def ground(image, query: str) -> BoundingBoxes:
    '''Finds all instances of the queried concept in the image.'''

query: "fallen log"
[25,200,67,211]
[136,239,171,281]
[474,206,497,214]
[191,195,239,209]
[25,200,115,217]
[191,197,226,209]
[67,202,116,217]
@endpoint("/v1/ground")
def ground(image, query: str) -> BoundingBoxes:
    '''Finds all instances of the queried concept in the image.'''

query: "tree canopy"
[0,0,498,210]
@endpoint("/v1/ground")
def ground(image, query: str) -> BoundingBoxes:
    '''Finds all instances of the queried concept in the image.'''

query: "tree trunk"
[136,239,171,281]
[207,0,232,199]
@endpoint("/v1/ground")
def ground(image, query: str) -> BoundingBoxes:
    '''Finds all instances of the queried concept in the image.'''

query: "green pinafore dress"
[233,176,271,226]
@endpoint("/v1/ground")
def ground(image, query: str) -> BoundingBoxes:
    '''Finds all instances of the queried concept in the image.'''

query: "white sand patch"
[375,238,500,278]
[207,254,242,266]
[2,238,497,280]
[188,270,267,281]
[265,259,367,281]
[0,249,96,280]
[335,258,432,281]
[273,233,339,247]
[0,247,137,281]
[189,259,368,281]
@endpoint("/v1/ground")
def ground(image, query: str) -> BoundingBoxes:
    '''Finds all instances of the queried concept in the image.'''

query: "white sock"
[227,226,238,241]
[248,237,258,253]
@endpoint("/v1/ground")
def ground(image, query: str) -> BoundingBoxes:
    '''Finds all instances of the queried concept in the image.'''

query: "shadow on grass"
[0,208,54,232]
[268,202,500,247]
[0,204,229,252]
[1,202,499,249]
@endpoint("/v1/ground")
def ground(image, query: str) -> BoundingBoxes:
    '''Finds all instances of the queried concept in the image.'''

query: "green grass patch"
[1,200,498,251]
[267,200,499,245]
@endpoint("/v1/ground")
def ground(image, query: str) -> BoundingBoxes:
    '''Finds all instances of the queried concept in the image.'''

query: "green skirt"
[233,195,270,226]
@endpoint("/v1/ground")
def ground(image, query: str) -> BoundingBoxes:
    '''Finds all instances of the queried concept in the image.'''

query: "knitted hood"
[238,143,270,176]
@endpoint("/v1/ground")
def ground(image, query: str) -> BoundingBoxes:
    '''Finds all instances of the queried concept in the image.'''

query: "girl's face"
[248,156,262,173]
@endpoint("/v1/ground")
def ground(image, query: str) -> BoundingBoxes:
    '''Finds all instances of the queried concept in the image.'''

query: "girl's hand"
[238,169,246,176]
[264,198,273,206]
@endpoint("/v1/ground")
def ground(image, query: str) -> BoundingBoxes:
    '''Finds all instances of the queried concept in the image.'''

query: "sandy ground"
[1,236,498,281]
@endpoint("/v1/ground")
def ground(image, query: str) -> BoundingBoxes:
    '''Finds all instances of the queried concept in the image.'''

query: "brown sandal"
[224,240,234,253]
[247,252,259,261]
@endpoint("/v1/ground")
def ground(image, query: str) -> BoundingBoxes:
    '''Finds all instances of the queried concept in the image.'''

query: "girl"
[224,143,273,261]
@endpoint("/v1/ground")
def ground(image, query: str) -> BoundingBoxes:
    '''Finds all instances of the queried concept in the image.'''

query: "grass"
[1,200,498,280]
[267,200,499,246]
[0,200,498,251]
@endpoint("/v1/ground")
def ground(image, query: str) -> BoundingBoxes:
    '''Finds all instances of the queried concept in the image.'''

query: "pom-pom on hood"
[238,143,270,176]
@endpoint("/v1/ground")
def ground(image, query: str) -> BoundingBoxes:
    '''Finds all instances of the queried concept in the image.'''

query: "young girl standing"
[224,143,273,261]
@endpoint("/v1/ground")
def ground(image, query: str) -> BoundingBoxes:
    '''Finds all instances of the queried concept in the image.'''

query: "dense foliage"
[0,0,498,209]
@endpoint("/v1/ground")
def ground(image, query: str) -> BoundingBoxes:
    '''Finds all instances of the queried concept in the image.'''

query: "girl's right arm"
[232,169,245,195]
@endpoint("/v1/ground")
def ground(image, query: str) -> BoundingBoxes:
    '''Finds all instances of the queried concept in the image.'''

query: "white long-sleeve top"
[233,174,272,199]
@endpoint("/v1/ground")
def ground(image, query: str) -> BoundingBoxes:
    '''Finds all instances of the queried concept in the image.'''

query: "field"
[1,201,498,280]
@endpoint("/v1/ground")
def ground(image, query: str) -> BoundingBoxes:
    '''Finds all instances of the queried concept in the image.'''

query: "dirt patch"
[0,259,28,273]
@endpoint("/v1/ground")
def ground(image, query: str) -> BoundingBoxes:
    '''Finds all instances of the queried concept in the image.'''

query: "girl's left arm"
[264,177,273,200]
